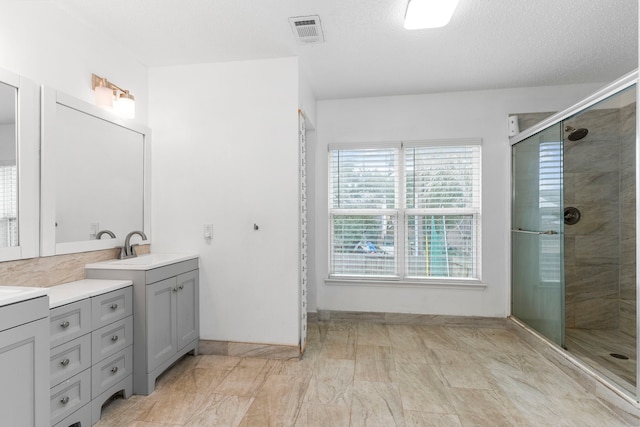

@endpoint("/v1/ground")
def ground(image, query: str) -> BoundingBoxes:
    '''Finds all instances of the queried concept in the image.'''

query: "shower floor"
[565,328,636,395]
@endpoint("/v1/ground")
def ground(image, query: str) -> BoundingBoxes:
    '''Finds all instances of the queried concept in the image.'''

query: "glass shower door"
[512,123,564,345]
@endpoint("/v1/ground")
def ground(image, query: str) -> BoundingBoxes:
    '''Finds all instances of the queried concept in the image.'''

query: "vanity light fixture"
[91,73,135,119]
[404,0,459,29]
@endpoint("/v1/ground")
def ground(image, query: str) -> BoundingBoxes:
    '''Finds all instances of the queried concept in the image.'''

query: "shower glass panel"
[562,85,637,395]
[512,123,564,346]
[511,74,637,399]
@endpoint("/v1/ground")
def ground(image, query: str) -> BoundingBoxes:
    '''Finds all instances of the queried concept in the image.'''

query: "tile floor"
[95,320,638,426]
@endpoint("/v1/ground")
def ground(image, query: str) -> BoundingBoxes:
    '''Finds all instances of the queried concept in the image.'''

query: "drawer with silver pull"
[92,345,132,398]
[52,402,91,427]
[50,299,91,348]
[50,368,91,426]
[91,315,133,363]
[50,333,91,388]
[91,286,132,330]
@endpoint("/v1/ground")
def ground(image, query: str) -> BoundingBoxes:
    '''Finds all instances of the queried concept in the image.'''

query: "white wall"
[298,71,317,129]
[312,82,604,317]
[149,57,301,346]
[0,3,148,123]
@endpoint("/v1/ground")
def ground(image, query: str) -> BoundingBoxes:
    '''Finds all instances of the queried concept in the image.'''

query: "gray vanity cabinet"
[176,270,198,351]
[86,258,199,395]
[49,285,133,427]
[147,270,198,371]
[0,296,49,427]
[146,277,177,371]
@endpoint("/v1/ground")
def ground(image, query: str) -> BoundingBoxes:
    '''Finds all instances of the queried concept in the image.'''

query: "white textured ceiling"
[52,0,638,100]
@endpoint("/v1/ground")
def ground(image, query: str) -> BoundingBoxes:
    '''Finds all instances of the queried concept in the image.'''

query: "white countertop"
[0,286,49,308]
[85,253,198,271]
[49,279,132,308]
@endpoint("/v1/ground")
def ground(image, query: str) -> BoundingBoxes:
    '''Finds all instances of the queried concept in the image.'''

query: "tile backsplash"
[0,245,150,288]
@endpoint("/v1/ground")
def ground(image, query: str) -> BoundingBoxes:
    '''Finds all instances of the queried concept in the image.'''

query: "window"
[329,140,481,281]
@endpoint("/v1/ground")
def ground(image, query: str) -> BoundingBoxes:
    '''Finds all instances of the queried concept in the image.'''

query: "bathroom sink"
[86,253,198,270]
[0,286,48,308]
[109,256,158,265]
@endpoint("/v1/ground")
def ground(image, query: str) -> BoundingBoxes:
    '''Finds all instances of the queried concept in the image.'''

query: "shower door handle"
[512,228,558,235]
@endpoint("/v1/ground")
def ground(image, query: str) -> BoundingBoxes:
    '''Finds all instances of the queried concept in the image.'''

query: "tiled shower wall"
[563,108,623,331]
[517,104,636,336]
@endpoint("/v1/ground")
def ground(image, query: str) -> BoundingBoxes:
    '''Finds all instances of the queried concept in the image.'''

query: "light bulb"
[94,86,114,109]
[115,93,135,119]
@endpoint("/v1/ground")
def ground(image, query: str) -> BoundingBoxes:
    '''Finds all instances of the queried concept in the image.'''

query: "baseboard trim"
[314,309,507,328]
[198,340,300,360]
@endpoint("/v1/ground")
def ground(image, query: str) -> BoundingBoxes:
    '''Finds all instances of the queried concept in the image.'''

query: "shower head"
[564,126,589,141]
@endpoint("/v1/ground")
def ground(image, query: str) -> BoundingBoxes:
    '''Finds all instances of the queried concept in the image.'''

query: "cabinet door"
[176,270,199,351]
[0,318,49,427]
[146,277,177,371]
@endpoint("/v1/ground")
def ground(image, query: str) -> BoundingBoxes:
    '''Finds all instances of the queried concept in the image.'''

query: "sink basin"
[109,256,158,265]
[86,253,198,271]
[0,286,48,307]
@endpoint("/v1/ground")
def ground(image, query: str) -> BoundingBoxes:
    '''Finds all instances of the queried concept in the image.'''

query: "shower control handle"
[564,207,581,225]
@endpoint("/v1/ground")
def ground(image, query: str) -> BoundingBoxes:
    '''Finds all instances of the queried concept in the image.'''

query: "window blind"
[329,141,481,281]
[330,147,399,277]
[404,145,480,279]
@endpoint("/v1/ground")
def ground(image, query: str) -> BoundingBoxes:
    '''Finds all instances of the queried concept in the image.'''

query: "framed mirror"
[41,87,150,256]
[0,68,39,261]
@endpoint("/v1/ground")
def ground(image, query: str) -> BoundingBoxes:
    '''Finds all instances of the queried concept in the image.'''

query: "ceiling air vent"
[289,15,324,44]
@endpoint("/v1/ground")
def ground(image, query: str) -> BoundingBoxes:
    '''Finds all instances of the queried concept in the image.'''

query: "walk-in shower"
[511,70,638,400]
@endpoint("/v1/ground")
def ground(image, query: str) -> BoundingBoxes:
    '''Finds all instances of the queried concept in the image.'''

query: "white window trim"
[328,138,482,284]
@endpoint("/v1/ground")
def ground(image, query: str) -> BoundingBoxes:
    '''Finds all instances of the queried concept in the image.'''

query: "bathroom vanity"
[0,287,49,427]
[48,279,133,426]
[86,253,199,395]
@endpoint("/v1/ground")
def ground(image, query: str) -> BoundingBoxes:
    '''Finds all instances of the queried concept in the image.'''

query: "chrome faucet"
[119,230,147,259]
[95,230,116,239]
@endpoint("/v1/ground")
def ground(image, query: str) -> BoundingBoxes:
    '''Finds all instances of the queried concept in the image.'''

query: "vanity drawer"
[52,402,91,427]
[50,299,92,348]
[92,286,132,330]
[92,316,133,363]
[50,368,91,426]
[50,333,91,388]
[92,346,133,398]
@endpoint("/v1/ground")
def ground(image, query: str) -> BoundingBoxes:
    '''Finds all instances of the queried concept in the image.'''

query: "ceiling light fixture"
[404,0,459,30]
[91,73,135,119]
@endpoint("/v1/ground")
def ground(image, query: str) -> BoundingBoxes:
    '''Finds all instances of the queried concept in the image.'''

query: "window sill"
[325,277,486,289]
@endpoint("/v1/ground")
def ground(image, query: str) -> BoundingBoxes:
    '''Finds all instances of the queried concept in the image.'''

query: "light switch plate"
[90,222,99,239]
[203,224,213,240]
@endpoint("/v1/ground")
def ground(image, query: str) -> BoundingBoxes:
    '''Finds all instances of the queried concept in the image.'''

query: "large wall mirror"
[0,68,39,261]
[0,82,17,248]
[41,87,150,256]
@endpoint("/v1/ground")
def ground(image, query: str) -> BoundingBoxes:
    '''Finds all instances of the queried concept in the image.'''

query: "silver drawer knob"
[60,358,70,366]
[178,284,184,290]
[110,303,118,310]
[60,396,69,405]
[60,321,70,328]
[111,366,118,374]
[111,335,119,342]
[172,287,178,292]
